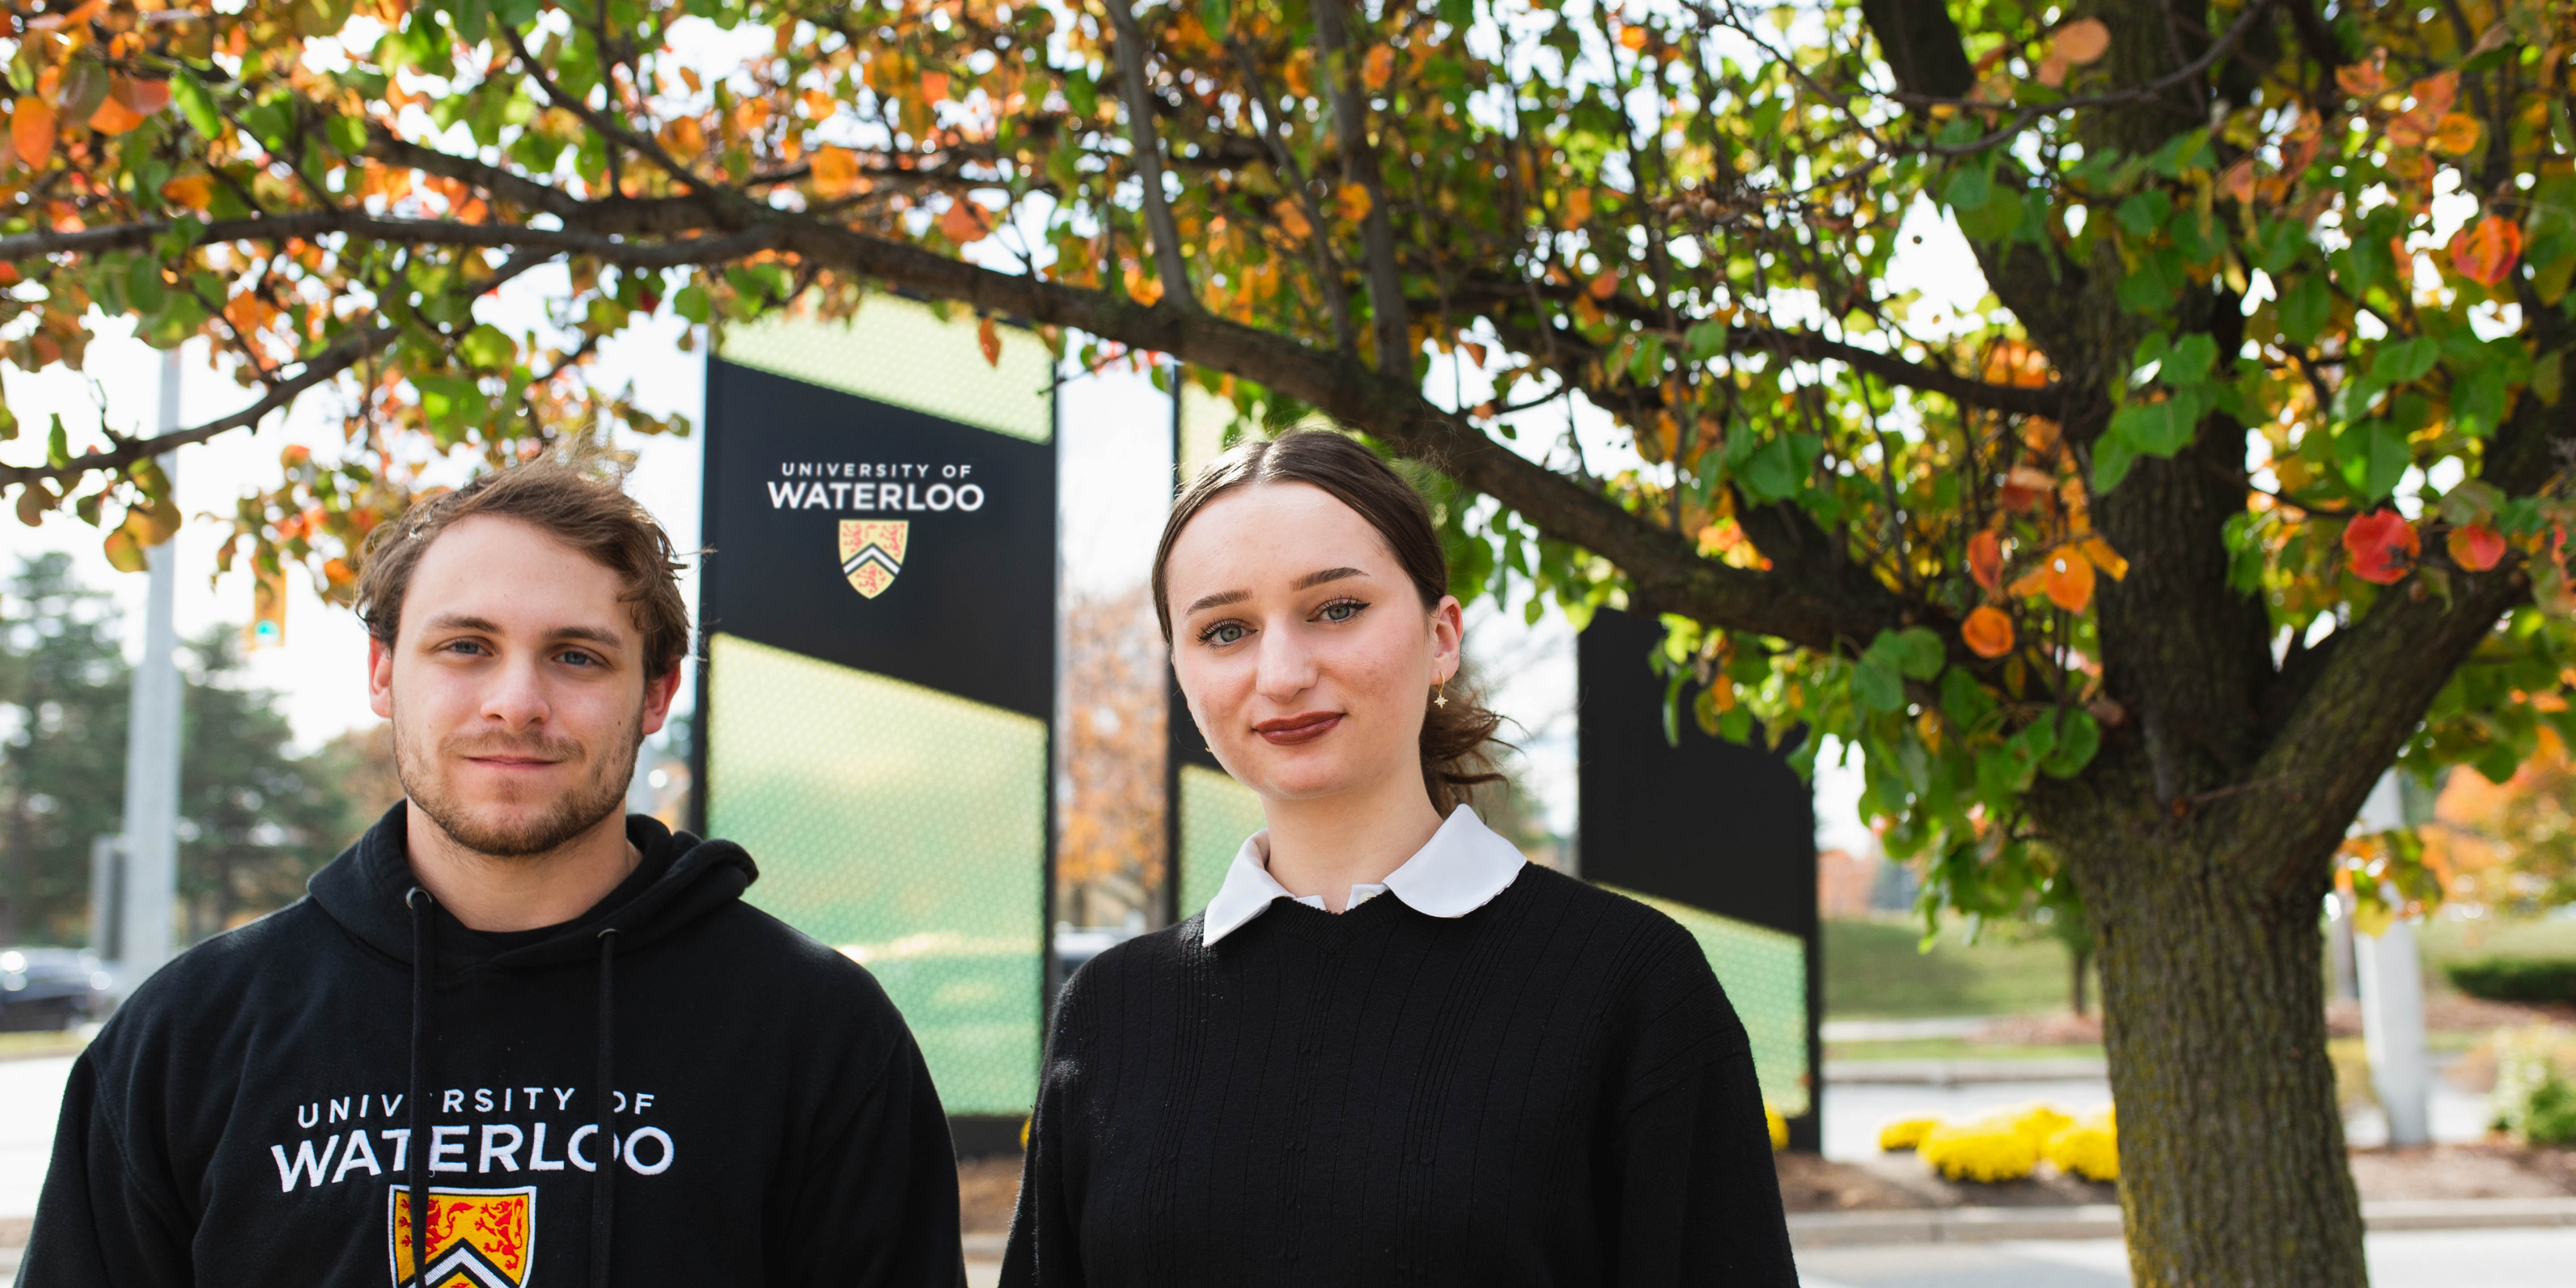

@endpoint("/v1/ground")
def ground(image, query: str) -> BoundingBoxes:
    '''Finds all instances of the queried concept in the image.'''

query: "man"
[23,462,964,1286]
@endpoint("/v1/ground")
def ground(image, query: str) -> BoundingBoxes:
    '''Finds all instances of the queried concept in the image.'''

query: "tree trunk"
[2081,831,2365,1287]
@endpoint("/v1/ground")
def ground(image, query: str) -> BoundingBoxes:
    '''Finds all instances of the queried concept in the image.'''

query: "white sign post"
[2352,771,2430,1148]
[113,350,184,994]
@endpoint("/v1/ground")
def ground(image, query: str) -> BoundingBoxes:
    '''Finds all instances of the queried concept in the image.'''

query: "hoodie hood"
[310,801,759,972]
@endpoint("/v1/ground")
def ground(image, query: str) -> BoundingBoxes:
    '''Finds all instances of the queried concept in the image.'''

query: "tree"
[1,0,2573,1277]
[1056,585,1167,927]
[0,553,130,946]
[173,625,366,939]
[0,556,365,946]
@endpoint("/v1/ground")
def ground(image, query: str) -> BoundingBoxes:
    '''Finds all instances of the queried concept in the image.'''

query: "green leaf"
[2278,273,2330,347]
[1682,319,1728,361]
[2371,336,2443,385]
[1866,627,1946,683]
[325,113,368,155]
[169,74,223,141]
[457,323,515,368]
[43,414,68,468]
[2116,190,2171,236]
[1940,667,1994,728]
[674,285,711,325]
[2108,390,2203,456]
[1851,658,1906,713]
[1942,165,1992,213]
[2091,430,2141,493]
[2041,710,2101,777]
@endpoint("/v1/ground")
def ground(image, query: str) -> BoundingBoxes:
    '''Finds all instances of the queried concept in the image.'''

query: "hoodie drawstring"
[398,891,627,1288]
[404,887,433,1288]
[591,926,621,1288]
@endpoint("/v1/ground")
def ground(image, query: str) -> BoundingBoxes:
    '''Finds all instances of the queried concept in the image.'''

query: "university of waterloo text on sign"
[762,460,990,515]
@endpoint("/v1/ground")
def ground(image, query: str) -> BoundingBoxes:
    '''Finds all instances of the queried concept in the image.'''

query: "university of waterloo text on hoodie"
[21,804,965,1287]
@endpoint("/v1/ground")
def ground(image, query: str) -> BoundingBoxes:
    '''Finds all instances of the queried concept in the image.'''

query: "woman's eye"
[1318,600,1367,623]
[1204,623,1247,645]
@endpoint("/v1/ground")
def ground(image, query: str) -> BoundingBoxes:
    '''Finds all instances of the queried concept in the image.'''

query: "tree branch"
[1102,0,1198,312]
[1309,0,1411,375]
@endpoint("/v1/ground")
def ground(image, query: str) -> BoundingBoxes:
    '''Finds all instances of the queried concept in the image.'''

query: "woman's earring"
[1432,680,1448,709]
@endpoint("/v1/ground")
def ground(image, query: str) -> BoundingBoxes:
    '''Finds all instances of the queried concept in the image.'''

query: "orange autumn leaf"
[1273,198,1312,241]
[661,117,705,161]
[1969,529,2004,594]
[1336,182,1372,223]
[2076,535,2129,581]
[1587,269,1620,299]
[2343,509,2421,584]
[938,198,992,243]
[2448,215,2523,287]
[2447,522,2506,571]
[115,75,171,115]
[2386,109,2436,151]
[2410,71,2459,119]
[159,173,212,209]
[88,93,144,135]
[2430,112,2483,156]
[2041,548,2096,611]
[1999,464,2054,513]
[1618,25,1648,51]
[2219,158,2257,205]
[1963,605,2016,659]
[809,144,858,196]
[2335,61,2390,99]
[11,99,55,171]
[1562,185,1592,229]
[1363,45,1395,91]
[976,315,1001,368]
[2051,17,2110,64]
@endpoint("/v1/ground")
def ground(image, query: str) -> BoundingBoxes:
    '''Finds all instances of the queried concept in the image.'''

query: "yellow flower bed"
[2043,1106,2119,1182]
[1885,1102,2118,1184]
[1877,1116,1940,1151]
[1918,1115,2041,1182]
[1765,1103,1788,1151]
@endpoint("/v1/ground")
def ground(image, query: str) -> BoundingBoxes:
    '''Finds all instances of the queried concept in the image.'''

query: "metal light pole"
[113,349,184,993]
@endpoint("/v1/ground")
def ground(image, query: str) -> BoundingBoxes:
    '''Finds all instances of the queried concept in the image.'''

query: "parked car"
[0,947,111,1031]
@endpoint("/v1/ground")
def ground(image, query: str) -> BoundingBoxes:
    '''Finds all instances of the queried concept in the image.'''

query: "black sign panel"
[699,358,1057,720]
[1578,607,1816,936]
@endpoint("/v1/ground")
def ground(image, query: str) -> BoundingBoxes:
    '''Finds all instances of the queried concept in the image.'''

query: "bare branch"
[1101,0,1198,312]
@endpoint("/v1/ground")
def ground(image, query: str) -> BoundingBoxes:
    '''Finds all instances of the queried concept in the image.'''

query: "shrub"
[2491,1025,2576,1146]
[2445,957,2576,1003]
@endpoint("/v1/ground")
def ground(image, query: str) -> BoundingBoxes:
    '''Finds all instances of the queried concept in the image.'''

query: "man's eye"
[558,651,600,667]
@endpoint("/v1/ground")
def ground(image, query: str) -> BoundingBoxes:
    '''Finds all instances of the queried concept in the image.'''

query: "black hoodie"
[21,804,965,1287]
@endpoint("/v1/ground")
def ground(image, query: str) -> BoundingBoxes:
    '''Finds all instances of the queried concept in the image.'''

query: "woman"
[1002,431,1795,1285]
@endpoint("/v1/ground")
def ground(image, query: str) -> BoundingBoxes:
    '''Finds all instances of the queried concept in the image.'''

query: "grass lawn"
[2414,915,2576,992]
[1824,1038,2105,1062]
[1824,916,2090,1020]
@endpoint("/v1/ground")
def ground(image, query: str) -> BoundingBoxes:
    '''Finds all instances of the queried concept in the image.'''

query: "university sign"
[696,301,1056,1135]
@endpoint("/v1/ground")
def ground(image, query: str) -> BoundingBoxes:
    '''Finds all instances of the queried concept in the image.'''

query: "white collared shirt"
[1200,806,1528,946]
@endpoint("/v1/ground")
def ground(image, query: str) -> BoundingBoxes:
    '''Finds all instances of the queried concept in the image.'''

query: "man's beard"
[395,716,640,860]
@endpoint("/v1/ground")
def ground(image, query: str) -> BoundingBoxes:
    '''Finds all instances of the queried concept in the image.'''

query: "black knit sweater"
[999,864,1797,1286]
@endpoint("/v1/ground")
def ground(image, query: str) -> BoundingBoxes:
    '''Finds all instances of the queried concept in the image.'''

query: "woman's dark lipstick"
[1253,712,1342,745]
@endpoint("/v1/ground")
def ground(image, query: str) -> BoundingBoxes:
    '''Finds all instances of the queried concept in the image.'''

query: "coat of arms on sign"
[839,520,909,598]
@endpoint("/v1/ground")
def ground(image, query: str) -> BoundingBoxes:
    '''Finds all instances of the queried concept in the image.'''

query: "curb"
[1788,1196,2576,1246]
